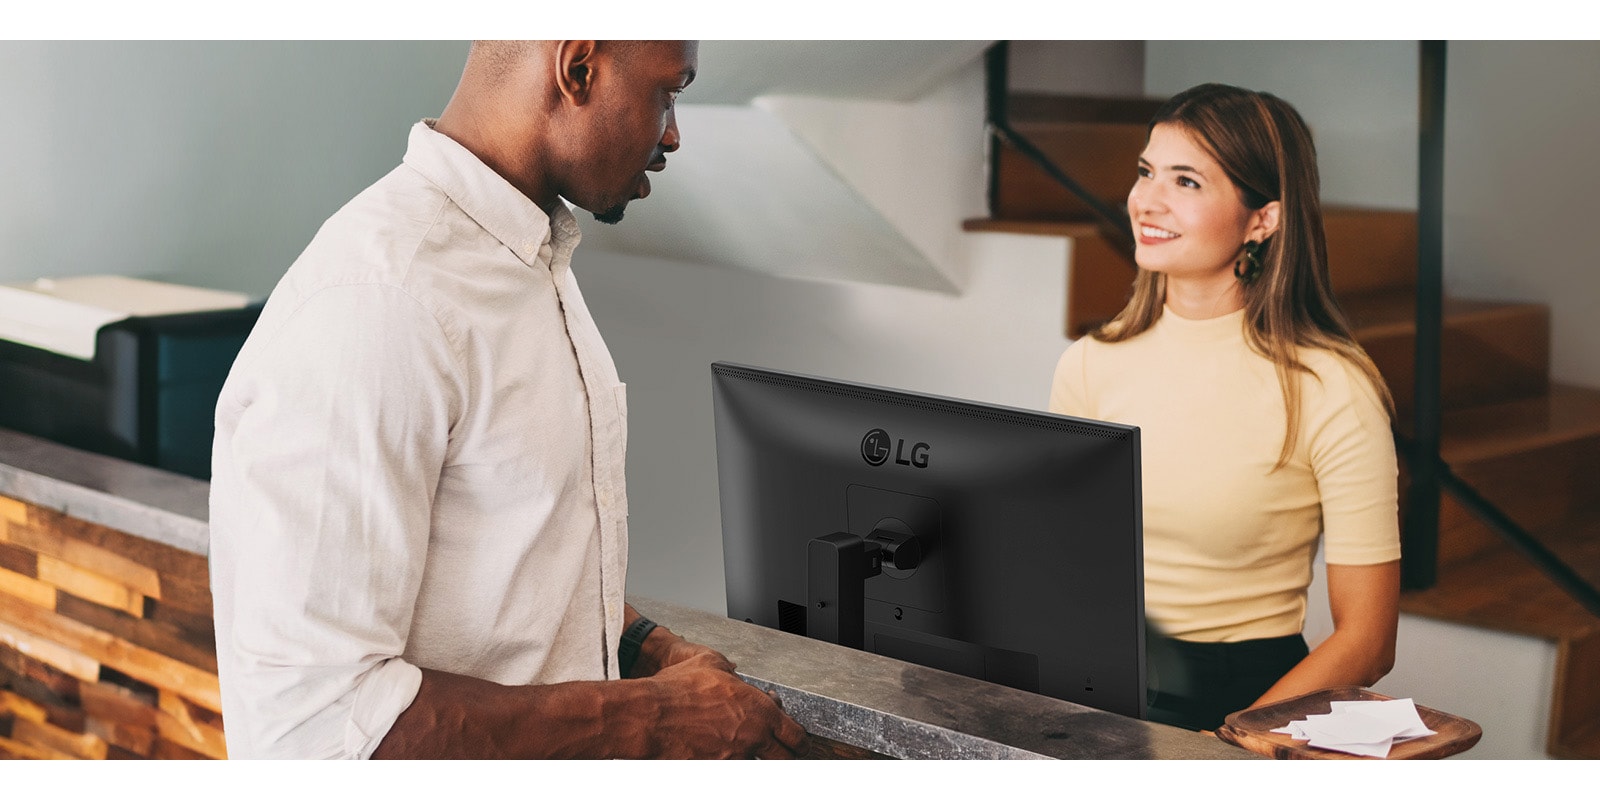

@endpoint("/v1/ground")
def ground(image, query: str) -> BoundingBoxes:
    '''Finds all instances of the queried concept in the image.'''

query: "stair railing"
[983,42,1137,262]
[982,40,1600,618]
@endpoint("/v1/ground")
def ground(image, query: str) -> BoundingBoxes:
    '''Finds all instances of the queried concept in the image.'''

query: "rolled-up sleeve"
[210,282,463,759]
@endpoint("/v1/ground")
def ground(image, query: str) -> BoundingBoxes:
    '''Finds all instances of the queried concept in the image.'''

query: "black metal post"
[984,42,1009,216]
[1402,41,1447,590]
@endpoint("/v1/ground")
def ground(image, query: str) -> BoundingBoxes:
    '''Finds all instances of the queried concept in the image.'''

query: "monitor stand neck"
[806,529,921,650]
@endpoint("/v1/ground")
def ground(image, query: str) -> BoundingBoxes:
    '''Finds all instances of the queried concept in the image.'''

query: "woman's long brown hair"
[1093,83,1395,467]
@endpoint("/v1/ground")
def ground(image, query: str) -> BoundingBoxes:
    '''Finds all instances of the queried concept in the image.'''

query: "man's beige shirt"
[210,121,629,759]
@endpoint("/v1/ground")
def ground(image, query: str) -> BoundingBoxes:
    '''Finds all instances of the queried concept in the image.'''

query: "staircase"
[965,90,1600,759]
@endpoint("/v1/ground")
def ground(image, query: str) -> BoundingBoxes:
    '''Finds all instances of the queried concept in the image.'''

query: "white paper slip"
[0,275,252,361]
[1270,697,1437,758]
[1330,697,1437,740]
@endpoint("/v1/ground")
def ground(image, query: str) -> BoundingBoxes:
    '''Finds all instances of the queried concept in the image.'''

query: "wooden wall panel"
[11,716,108,760]
[0,734,70,760]
[0,569,56,610]
[0,688,48,723]
[2,522,163,598]
[35,557,147,617]
[0,494,225,760]
[0,541,37,578]
[0,620,101,682]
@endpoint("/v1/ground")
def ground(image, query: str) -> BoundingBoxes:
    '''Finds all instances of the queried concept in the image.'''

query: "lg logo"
[860,428,930,469]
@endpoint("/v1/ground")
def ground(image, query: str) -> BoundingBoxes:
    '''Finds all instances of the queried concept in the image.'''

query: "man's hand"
[621,605,805,758]
[642,651,807,759]
[374,609,808,759]
[630,622,734,678]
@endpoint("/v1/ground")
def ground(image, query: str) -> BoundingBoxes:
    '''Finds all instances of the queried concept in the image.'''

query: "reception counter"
[0,426,1252,760]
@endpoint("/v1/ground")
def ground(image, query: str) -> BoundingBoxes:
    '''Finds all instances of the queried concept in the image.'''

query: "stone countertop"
[632,596,1256,760]
[0,427,209,556]
[1,427,1255,759]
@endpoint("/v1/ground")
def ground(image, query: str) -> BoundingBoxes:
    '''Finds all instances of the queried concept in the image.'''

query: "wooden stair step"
[1342,290,1550,415]
[1400,533,1600,641]
[1434,383,1600,465]
[961,217,1100,238]
[1556,719,1600,760]
[1531,509,1600,589]
[1323,207,1417,295]
[1440,473,1599,573]
[1399,385,1600,568]
[989,94,1163,222]
[991,128,1143,221]
[1551,631,1600,760]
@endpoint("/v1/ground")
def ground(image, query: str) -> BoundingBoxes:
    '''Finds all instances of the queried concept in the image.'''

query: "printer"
[0,275,262,479]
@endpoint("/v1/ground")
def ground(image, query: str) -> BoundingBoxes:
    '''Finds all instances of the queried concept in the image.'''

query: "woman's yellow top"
[1049,307,1401,643]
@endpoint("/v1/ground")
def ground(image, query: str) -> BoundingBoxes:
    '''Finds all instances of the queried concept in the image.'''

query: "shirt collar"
[401,119,583,273]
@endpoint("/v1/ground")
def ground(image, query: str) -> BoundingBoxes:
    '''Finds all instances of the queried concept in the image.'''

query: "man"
[209,40,806,759]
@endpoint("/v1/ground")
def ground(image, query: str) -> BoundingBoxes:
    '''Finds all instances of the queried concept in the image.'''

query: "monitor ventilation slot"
[777,599,807,636]
[715,363,1130,440]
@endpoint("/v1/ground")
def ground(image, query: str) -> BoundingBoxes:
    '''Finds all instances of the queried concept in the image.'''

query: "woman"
[1049,83,1401,732]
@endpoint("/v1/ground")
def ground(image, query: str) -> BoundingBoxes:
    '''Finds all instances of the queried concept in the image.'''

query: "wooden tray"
[1215,686,1482,760]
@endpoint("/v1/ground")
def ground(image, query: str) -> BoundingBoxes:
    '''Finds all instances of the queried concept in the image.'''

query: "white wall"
[0,41,466,295]
[1443,42,1600,389]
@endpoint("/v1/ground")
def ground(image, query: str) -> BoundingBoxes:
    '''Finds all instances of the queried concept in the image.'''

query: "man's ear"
[554,40,600,106]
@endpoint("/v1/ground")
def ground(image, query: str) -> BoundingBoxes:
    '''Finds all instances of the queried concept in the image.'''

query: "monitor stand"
[806,529,922,649]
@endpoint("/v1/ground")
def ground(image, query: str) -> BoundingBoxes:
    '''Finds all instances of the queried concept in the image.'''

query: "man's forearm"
[372,653,806,759]
[372,667,662,759]
[375,605,660,758]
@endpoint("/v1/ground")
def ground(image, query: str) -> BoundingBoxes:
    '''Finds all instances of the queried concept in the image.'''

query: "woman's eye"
[1177,176,1200,189]
[1136,165,1151,179]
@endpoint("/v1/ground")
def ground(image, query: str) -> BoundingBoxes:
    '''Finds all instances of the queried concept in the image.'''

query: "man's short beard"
[593,204,626,225]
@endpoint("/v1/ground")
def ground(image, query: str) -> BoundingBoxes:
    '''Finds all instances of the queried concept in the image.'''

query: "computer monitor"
[711,361,1147,719]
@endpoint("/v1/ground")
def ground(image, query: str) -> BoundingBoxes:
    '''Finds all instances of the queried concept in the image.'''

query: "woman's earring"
[1234,240,1263,284]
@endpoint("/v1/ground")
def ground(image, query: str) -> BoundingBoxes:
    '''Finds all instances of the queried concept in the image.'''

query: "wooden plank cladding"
[0,493,224,760]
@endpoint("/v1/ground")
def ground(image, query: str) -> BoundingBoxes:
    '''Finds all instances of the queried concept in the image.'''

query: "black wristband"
[618,615,659,678]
